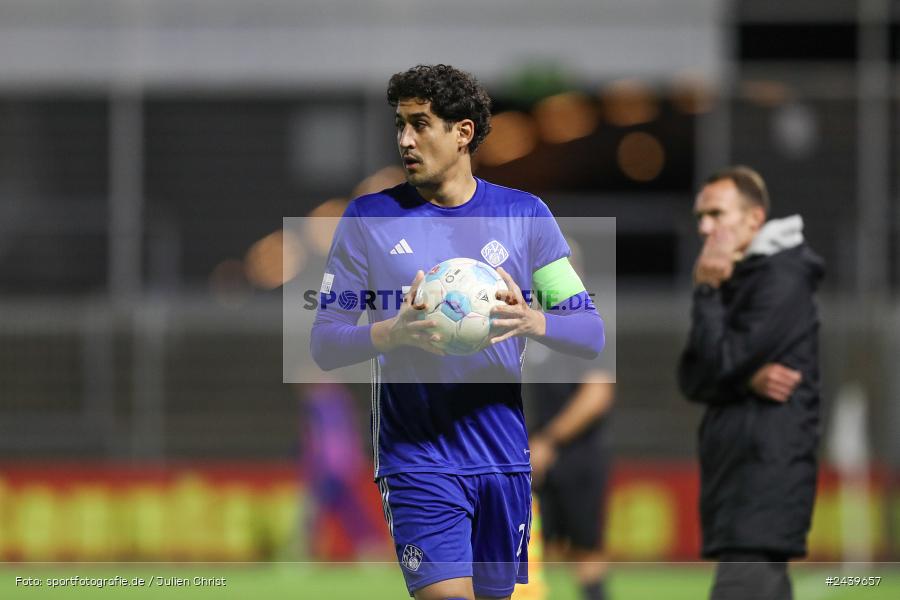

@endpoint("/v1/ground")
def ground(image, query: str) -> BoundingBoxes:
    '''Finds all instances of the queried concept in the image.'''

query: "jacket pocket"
[699,404,755,470]
[750,398,793,463]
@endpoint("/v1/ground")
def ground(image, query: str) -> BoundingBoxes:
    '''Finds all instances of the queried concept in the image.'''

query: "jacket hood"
[744,215,825,285]
[746,215,804,256]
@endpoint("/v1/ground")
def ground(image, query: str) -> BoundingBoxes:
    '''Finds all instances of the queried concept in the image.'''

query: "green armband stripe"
[532,257,585,309]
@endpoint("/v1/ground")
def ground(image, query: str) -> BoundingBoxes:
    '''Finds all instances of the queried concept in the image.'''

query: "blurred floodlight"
[209,259,251,309]
[477,111,538,167]
[245,229,306,290]
[616,132,665,182]
[352,165,407,198]
[305,197,349,256]
[740,80,792,107]
[601,79,659,127]
[671,73,716,115]
[772,103,818,160]
[533,92,599,144]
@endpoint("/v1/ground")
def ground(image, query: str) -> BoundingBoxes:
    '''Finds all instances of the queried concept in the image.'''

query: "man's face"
[693,179,765,253]
[395,99,469,187]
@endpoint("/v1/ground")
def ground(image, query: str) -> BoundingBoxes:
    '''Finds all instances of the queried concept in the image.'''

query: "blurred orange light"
[305,197,349,256]
[740,80,792,107]
[533,92,598,144]
[601,80,659,127]
[307,197,348,219]
[616,132,665,182]
[209,259,250,309]
[244,229,306,290]
[671,74,717,115]
[352,165,407,198]
[477,111,538,167]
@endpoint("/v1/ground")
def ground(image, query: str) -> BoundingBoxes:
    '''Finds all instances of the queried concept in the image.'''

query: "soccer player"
[526,371,613,600]
[525,241,613,600]
[310,64,605,600]
[298,382,384,559]
[678,166,824,600]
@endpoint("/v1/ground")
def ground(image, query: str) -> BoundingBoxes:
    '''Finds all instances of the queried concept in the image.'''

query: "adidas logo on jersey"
[389,239,414,255]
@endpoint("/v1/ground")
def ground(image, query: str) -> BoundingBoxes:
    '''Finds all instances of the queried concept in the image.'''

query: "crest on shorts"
[401,544,424,572]
[480,240,509,267]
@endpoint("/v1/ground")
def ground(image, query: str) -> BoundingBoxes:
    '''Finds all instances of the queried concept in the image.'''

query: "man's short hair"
[706,165,770,215]
[387,64,492,153]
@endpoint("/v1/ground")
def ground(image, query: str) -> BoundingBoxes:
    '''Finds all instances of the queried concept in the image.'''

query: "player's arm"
[677,264,808,404]
[493,199,605,358]
[369,271,445,355]
[311,285,445,371]
[534,370,613,448]
[533,256,605,358]
[309,205,376,370]
[309,208,441,371]
[491,260,604,359]
[310,310,376,371]
[530,371,613,482]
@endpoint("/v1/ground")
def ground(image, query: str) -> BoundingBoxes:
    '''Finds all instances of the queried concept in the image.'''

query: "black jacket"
[678,242,824,559]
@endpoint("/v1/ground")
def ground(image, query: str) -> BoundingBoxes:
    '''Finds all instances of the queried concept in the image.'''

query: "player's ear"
[456,119,475,150]
[749,204,766,231]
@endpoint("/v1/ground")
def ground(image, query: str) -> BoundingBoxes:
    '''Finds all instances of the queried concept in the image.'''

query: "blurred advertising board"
[0,462,892,561]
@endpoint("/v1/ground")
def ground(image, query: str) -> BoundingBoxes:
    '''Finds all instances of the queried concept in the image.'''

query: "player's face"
[694,179,764,253]
[395,99,468,188]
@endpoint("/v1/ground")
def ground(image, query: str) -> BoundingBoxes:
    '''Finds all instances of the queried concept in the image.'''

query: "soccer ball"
[413,257,509,355]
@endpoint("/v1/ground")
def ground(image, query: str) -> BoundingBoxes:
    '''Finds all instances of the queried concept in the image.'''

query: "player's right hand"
[694,228,736,288]
[750,362,802,403]
[373,270,445,355]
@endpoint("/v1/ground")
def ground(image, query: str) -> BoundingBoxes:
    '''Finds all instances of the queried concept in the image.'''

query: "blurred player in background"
[310,64,605,600]
[298,382,385,560]
[525,240,614,600]
[678,166,824,600]
[526,371,613,600]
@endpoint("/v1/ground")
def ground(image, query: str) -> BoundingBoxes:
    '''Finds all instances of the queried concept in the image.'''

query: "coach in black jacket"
[679,166,824,600]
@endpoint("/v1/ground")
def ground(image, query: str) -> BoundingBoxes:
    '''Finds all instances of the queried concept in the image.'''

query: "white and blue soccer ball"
[413,257,509,355]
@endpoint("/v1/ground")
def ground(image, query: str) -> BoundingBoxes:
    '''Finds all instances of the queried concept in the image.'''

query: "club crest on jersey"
[480,240,509,267]
[401,544,424,572]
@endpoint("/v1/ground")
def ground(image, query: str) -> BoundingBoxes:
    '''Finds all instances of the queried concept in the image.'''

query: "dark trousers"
[710,552,792,600]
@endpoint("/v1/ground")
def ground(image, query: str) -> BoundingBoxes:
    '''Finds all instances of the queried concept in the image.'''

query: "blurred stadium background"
[1,0,900,598]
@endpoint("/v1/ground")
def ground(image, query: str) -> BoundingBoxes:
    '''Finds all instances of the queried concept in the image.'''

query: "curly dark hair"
[387,64,492,153]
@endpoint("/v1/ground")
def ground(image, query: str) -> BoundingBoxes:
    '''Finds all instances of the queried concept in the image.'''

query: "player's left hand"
[528,434,557,487]
[750,362,802,403]
[489,266,547,344]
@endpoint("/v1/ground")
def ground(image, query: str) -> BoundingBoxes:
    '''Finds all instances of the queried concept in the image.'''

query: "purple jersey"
[311,179,572,478]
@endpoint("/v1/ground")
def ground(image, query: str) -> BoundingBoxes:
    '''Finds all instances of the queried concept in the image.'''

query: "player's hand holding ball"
[489,267,547,344]
[412,258,508,355]
[372,270,446,355]
[373,260,539,355]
